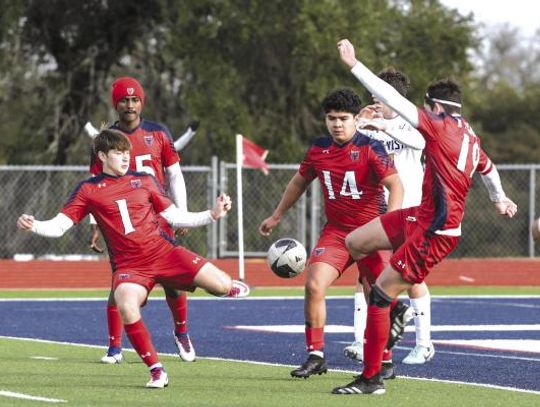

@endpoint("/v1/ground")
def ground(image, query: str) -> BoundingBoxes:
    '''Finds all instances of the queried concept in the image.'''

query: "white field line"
[1,335,539,396]
[0,294,538,302]
[0,390,66,403]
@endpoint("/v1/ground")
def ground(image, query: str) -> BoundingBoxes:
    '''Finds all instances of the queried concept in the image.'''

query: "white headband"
[425,93,462,108]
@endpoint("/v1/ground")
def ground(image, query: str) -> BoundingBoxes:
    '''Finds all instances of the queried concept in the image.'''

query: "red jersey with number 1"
[299,132,396,232]
[416,109,494,233]
[60,171,176,270]
[89,119,179,189]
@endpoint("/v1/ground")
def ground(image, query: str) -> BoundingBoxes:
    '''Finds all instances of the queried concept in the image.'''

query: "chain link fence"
[1,163,539,259]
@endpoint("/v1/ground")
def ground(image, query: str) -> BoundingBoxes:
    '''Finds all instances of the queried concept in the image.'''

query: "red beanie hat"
[111,77,145,108]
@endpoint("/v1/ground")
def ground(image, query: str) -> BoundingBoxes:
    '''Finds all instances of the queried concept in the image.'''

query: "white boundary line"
[0,390,66,403]
[0,294,538,302]
[1,335,539,396]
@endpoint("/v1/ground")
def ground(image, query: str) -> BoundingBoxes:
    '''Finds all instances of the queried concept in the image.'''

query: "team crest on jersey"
[350,150,360,161]
[313,247,326,256]
[130,179,142,188]
[118,273,130,280]
[143,134,154,145]
[127,87,134,95]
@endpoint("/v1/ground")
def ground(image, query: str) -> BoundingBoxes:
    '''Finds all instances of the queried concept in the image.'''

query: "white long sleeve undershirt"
[30,205,215,238]
[174,127,196,151]
[159,205,215,228]
[351,62,420,128]
[31,213,74,237]
[166,163,188,212]
[480,167,506,203]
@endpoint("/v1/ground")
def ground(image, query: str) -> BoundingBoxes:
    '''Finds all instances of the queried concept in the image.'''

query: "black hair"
[322,88,362,114]
[378,68,410,97]
[424,78,462,114]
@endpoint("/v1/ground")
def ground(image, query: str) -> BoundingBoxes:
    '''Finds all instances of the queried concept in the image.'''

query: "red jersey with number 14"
[299,132,396,232]
[89,119,179,189]
[60,171,176,270]
[416,109,494,233]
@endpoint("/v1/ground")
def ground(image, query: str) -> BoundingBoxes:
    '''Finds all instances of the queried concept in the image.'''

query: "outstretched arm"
[480,166,517,218]
[17,213,74,237]
[337,39,419,128]
[160,193,232,228]
[258,172,310,236]
[174,120,199,151]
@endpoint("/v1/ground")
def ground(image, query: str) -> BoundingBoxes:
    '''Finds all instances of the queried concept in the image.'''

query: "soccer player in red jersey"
[333,39,518,395]
[258,88,404,378]
[17,129,249,388]
[89,77,197,364]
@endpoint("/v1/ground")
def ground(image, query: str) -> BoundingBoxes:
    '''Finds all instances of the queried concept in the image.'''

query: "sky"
[440,0,539,38]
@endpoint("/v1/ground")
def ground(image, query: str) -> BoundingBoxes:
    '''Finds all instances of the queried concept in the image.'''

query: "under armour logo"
[140,352,151,359]
[396,260,406,269]
[97,183,106,188]
[322,149,330,154]
[192,257,201,264]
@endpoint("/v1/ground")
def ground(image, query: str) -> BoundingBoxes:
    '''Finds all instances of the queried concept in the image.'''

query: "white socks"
[353,292,367,343]
[410,292,432,347]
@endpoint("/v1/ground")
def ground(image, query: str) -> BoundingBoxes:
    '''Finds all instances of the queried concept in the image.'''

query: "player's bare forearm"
[383,174,404,212]
[259,173,309,236]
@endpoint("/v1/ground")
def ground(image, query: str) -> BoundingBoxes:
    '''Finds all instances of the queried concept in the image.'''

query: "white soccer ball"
[267,238,307,278]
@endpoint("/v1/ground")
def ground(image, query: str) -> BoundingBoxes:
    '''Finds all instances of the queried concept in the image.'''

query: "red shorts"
[308,225,355,276]
[380,207,459,284]
[112,246,208,293]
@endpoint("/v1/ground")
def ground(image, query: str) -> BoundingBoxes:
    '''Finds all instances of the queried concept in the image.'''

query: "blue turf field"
[1,296,538,392]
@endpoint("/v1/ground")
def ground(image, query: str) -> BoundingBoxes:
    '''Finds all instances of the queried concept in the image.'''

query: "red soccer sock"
[124,319,159,368]
[356,252,385,285]
[363,305,391,378]
[305,326,324,353]
[166,292,188,335]
[383,348,392,362]
[106,305,123,348]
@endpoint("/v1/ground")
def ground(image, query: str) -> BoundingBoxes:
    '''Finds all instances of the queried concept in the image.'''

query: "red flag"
[241,135,269,174]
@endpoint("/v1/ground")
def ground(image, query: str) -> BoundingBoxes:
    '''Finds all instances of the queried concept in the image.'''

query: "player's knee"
[305,277,326,299]
[345,233,367,257]
[369,284,392,308]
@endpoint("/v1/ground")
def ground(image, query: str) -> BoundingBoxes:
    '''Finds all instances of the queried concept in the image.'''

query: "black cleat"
[387,301,413,350]
[380,361,396,380]
[290,354,328,378]
[332,374,385,395]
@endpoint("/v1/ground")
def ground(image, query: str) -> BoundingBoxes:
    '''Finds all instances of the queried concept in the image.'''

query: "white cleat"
[343,341,363,362]
[225,280,250,298]
[173,332,196,362]
[100,351,123,364]
[402,343,435,365]
[146,368,169,388]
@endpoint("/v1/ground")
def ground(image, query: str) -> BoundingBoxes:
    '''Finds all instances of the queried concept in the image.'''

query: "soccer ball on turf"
[267,238,307,278]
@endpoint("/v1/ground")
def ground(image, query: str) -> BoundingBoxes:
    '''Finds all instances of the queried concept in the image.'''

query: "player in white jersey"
[344,68,435,365]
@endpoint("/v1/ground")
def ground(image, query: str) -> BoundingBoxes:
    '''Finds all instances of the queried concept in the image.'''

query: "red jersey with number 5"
[60,171,175,270]
[299,132,397,232]
[89,119,179,189]
[416,109,493,233]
